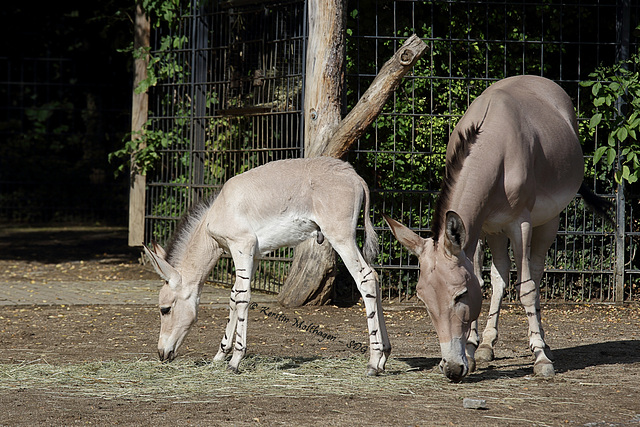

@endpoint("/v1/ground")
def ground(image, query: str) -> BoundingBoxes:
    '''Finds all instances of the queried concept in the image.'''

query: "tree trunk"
[128,1,150,247]
[278,9,428,307]
[278,0,345,307]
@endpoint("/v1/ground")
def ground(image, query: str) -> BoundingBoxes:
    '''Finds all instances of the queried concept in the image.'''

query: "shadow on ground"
[468,340,640,382]
[396,356,440,372]
[553,340,640,372]
[395,340,640,383]
[0,225,141,264]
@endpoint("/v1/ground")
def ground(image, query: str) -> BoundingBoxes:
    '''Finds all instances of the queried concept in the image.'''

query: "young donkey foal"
[144,157,391,375]
[385,75,591,381]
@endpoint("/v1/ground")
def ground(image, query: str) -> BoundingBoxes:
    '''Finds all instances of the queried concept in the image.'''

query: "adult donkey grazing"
[144,157,391,375]
[385,75,607,381]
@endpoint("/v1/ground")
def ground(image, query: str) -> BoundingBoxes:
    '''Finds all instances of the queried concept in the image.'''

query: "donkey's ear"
[143,244,181,287]
[383,214,426,257]
[444,211,466,258]
[151,240,167,260]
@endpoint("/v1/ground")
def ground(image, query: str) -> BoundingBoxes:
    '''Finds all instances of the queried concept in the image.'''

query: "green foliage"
[110,0,191,176]
[581,49,640,185]
[137,0,190,93]
[109,87,192,176]
[205,116,259,182]
[345,2,618,298]
[143,0,183,26]
[109,124,181,176]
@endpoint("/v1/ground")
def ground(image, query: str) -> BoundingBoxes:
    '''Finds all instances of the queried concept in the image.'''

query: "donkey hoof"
[475,344,494,362]
[213,351,228,362]
[467,357,476,373]
[533,362,555,378]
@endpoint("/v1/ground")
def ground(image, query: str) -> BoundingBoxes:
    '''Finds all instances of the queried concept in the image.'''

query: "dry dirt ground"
[0,225,639,426]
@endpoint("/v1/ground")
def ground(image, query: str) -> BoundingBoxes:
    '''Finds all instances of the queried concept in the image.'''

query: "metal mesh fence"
[145,1,306,291]
[145,0,640,302]
[343,0,639,302]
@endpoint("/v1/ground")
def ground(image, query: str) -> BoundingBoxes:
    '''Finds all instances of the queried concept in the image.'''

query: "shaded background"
[0,1,133,224]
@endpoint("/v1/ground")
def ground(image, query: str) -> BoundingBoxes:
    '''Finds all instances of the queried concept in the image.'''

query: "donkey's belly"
[530,186,579,227]
[254,214,320,256]
[481,185,579,234]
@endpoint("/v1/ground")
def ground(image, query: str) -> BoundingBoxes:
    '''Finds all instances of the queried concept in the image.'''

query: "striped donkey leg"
[226,245,256,373]
[475,234,510,363]
[513,218,555,377]
[466,239,485,372]
[213,286,240,363]
[527,217,560,374]
[334,241,391,376]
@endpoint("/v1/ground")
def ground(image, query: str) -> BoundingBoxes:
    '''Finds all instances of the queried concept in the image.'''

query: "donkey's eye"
[160,306,171,316]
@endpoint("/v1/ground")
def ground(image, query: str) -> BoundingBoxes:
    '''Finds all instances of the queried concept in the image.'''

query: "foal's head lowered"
[144,199,217,362]
[144,241,200,362]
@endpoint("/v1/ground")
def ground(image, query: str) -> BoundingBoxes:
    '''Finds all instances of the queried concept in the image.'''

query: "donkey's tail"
[360,179,379,265]
[578,182,615,225]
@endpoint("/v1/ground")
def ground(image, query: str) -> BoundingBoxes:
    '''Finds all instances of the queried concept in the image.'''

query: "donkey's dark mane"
[165,194,218,264]
[431,123,482,241]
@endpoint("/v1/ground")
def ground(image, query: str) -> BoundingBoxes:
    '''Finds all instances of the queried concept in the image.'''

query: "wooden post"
[278,8,429,306]
[302,0,347,158]
[128,1,150,247]
[278,0,346,307]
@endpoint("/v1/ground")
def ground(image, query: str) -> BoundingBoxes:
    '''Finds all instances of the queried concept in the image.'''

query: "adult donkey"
[144,157,391,375]
[385,75,607,381]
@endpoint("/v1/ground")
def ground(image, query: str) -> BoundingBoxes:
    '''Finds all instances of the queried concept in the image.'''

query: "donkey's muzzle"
[158,349,175,362]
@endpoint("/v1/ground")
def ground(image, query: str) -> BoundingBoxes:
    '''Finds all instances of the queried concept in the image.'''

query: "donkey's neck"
[167,218,223,287]
[443,151,499,257]
[434,126,493,257]
[447,193,486,257]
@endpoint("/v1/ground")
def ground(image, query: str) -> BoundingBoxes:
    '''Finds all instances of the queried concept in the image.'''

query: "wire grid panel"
[344,0,638,302]
[145,1,306,292]
[145,0,639,302]
[627,202,640,299]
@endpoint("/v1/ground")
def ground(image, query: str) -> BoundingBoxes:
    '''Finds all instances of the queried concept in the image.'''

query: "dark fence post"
[614,0,630,302]
[190,3,209,203]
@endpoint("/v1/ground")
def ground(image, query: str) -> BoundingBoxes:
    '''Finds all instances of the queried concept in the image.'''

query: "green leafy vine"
[110,0,190,176]
[581,46,640,185]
